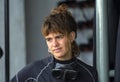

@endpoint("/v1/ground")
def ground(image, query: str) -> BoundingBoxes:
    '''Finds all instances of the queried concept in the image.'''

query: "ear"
[70,31,76,42]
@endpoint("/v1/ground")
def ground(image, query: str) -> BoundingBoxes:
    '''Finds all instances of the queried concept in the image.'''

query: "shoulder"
[76,58,98,81]
[20,56,52,73]
[76,58,97,73]
[10,56,53,82]
[76,58,95,70]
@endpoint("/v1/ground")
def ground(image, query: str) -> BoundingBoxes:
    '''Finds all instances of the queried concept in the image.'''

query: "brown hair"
[41,4,80,56]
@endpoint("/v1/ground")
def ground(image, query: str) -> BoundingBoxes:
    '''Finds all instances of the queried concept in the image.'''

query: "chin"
[54,54,65,59]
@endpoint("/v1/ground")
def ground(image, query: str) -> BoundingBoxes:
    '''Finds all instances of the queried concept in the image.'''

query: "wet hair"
[41,4,80,56]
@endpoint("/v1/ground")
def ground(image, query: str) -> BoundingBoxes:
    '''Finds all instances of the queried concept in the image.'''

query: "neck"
[54,56,76,64]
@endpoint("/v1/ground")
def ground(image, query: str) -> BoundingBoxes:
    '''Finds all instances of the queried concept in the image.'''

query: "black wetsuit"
[10,56,98,82]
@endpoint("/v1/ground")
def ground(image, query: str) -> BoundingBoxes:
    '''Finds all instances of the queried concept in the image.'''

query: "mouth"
[53,48,62,53]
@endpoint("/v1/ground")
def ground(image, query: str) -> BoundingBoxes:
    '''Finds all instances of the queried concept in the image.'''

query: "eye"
[46,38,52,42]
[56,35,64,39]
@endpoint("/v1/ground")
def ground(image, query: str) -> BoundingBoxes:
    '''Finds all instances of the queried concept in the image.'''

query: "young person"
[10,4,98,82]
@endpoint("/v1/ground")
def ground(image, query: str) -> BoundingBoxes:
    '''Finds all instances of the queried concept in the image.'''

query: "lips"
[53,48,62,53]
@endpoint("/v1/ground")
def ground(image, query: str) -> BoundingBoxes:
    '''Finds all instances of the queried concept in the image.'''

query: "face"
[45,32,75,61]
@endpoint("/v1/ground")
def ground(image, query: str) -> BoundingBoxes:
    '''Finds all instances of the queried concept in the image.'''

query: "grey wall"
[10,0,26,78]
[0,0,26,81]
[25,0,57,63]
[0,0,5,81]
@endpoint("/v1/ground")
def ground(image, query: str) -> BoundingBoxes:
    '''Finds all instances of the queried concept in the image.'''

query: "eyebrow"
[45,34,64,39]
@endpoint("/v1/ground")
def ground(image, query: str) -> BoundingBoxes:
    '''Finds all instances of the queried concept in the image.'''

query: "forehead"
[45,32,63,38]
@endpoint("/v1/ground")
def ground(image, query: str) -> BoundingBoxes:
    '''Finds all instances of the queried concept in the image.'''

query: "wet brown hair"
[41,4,80,56]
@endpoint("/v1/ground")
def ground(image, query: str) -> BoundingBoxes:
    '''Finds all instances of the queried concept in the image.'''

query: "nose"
[52,39,59,47]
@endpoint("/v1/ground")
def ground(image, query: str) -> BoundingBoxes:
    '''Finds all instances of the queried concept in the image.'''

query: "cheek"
[62,39,70,50]
[46,42,51,49]
[65,40,71,50]
[60,39,67,45]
